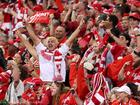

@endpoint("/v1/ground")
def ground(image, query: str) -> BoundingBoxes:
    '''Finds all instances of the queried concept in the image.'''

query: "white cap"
[13,22,25,31]
[83,62,94,71]
[111,87,119,93]
[116,85,131,95]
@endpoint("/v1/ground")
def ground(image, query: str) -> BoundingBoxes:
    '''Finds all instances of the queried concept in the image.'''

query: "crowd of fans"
[0,0,140,105]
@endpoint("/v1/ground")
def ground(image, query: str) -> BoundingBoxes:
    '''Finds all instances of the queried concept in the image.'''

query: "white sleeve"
[59,43,69,56]
[35,42,46,54]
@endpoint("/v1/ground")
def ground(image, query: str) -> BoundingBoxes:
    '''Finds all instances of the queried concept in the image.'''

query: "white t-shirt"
[36,42,69,82]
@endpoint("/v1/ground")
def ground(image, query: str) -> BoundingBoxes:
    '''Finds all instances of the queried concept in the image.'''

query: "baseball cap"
[129,12,140,21]
[116,85,131,95]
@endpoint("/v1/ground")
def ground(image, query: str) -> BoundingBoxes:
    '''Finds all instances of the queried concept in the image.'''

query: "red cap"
[30,78,43,85]
[91,2,102,12]
[129,12,140,21]
[33,5,43,11]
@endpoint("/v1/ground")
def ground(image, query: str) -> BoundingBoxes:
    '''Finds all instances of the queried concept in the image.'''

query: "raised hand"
[78,15,85,29]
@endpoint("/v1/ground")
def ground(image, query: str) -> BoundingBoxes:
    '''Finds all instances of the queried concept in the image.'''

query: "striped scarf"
[41,49,63,81]
[84,73,110,105]
[81,45,101,72]
[99,48,109,72]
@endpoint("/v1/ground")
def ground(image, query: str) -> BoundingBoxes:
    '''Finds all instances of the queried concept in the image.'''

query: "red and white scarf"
[41,49,63,81]
[84,73,110,105]
[99,48,109,72]
[81,46,101,72]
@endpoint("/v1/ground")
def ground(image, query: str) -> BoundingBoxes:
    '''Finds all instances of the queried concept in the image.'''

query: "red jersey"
[107,54,134,86]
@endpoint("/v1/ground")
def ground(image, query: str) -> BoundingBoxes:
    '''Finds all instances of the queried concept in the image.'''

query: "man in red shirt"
[106,49,140,86]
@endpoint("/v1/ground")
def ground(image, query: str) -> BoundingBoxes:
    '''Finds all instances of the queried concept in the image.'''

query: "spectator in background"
[111,85,139,105]
[127,82,140,103]
[5,61,24,104]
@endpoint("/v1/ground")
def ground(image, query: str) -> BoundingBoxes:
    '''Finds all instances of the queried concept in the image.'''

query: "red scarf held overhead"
[84,73,110,105]
[41,49,63,81]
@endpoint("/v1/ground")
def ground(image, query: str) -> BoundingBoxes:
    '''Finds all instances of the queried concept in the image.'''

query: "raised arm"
[42,0,47,10]
[8,8,17,17]
[25,22,41,46]
[65,17,85,47]
[106,29,123,46]
[63,6,72,23]
[49,14,55,36]
[15,30,38,59]
[72,90,84,105]
[118,61,130,81]
[23,2,34,16]
[71,4,78,22]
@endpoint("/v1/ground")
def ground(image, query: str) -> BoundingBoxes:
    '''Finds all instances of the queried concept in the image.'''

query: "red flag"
[28,10,55,24]
[55,0,64,12]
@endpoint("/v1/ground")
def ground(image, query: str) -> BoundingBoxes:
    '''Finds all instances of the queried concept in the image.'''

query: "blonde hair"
[46,36,59,45]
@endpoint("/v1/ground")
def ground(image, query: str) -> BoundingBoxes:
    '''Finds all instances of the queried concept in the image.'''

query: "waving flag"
[28,10,55,24]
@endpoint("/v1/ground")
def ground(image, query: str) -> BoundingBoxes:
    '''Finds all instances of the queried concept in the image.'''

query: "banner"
[28,10,55,24]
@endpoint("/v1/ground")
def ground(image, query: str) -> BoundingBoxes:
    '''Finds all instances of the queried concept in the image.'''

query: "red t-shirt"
[106,54,133,86]
[131,67,140,83]
[111,44,126,60]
